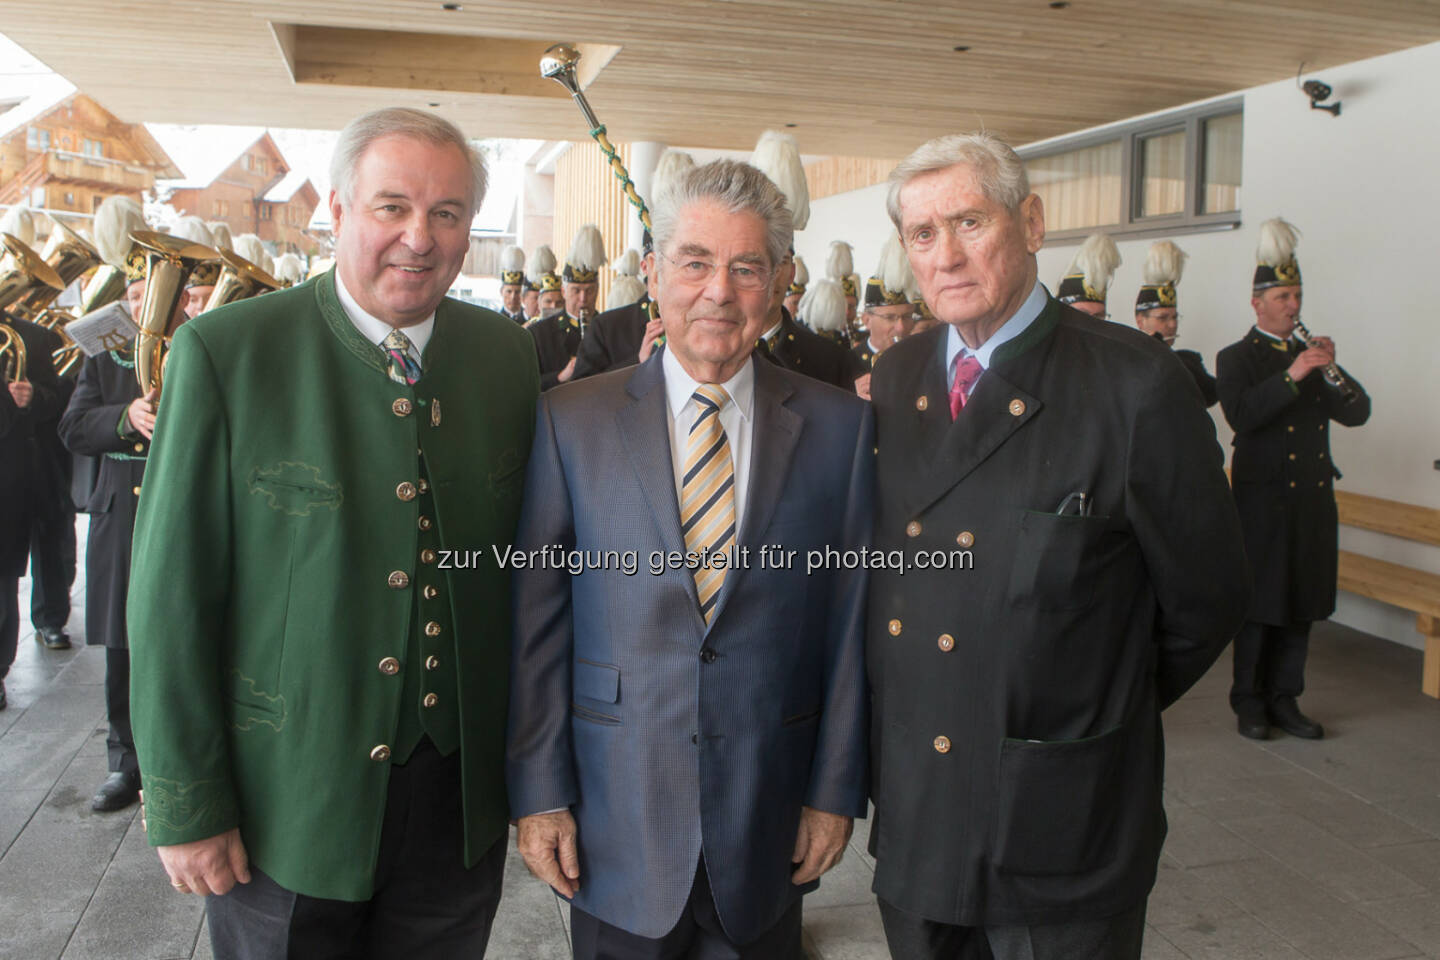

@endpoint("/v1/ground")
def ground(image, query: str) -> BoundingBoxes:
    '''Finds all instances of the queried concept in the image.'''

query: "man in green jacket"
[128,107,538,958]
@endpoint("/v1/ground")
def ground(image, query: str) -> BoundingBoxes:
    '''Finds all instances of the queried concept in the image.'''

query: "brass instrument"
[10,218,102,321]
[1291,317,1361,404]
[0,232,64,315]
[204,249,282,313]
[131,230,218,395]
[79,264,126,314]
[0,322,26,383]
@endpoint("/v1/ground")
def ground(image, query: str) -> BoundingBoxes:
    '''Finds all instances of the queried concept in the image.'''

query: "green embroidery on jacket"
[247,462,343,517]
[140,775,238,836]
[228,669,288,732]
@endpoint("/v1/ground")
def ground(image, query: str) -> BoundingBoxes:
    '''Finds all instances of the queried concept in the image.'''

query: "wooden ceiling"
[5,1,1439,156]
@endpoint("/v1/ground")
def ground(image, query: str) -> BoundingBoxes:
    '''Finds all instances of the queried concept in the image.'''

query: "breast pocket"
[1008,511,1111,612]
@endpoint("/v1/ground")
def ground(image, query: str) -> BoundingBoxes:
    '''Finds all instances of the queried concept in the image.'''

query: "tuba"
[204,249,282,313]
[130,230,218,395]
[10,218,102,322]
[1,233,63,383]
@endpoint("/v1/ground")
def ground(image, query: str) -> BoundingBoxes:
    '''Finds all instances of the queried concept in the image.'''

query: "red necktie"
[949,355,983,420]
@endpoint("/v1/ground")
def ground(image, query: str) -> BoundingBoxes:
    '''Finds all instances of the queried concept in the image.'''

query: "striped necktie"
[680,384,737,624]
[383,329,422,385]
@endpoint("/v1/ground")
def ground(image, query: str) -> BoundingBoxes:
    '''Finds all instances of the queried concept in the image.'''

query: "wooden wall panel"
[804,156,900,201]
[553,140,639,308]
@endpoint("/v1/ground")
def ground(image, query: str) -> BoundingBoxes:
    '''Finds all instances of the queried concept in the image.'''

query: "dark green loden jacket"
[128,269,538,900]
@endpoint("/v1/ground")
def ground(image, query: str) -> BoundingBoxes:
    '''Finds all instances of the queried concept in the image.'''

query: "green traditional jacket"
[128,270,538,901]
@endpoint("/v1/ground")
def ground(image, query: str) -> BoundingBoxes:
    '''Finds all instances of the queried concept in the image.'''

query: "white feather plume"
[206,221,233,252]
[750,130,810,231]
[876,232,914,300]
[92,196,146,267]
[825,241,853,281]
[1066,233,1121,297]
[234,234,270,272]
[649,149,696,205]
[273,252,304,285]
[170,216,216,250]
[791,255,808,287]
[606,275,647,310]
[613,248,641,277]
[803,278,848,333]
[1142,240,1187,287]
[499,243,525,274]
[567,224,606,272]
[527,244,557,281]
[1256,218,1301,266]
[1,206,36,247]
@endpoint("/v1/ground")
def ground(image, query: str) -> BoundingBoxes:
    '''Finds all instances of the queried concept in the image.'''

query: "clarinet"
[1291,317,1361,403]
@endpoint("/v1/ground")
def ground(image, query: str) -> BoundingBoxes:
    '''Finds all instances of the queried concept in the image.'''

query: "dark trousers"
[205,738,505,960]
[28,508,76,630]
[1,578,16,679]
[105,647,138,779]
[571,858,802,960]
[1230,620,1312,716]
[878,898,1147,960]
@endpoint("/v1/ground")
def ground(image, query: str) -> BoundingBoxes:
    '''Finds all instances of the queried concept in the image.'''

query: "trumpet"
[131,230,219,395]
[1291,317,1361,404]
[204,249,282,313]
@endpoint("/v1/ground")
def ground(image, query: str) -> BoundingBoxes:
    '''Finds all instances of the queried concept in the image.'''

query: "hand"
[557,356,577,384]
[853,373,872,401]
[791,807,852,884]
[637,317,666,364]
[7,380,32,408]
[517,810,580,898]
[127,389,159,439]
[1287,345,1333,382]
[157,827,250,897]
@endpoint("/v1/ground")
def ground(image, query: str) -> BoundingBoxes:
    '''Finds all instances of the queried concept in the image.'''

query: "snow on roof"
[0,74,77,141]
[147,123,268,190]
[263,168,311,203]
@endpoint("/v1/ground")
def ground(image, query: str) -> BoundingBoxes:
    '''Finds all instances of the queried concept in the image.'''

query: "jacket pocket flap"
[574,659,620,704]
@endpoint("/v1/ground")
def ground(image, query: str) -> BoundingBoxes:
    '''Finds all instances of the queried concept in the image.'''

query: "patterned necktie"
[383,329,422,385]
[680,384,737,624]
[949,354,983,419]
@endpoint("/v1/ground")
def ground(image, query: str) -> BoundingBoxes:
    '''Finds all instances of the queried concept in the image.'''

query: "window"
[30,187,45,207]
[63,192,75,206]
[213,199,223,216]
[81,138,103,158]
[1021,101,1242,241]
[260,205,271,221]
[26,126,50,151]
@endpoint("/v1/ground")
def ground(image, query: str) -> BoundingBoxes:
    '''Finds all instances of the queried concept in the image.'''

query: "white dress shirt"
[334,270,435,365]
[662,347,756,532]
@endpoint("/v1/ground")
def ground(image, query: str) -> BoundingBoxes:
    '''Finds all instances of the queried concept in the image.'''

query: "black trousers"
[205,738,505,960]
[28,508,76,631]
[878,898,1147,960]
[1,577,16,679]
[570,858,802,960]
[1230,620,1312,715]
[105,647,138,778]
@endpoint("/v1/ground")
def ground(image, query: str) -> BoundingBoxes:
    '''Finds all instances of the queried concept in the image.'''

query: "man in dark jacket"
[867,132,1249,960]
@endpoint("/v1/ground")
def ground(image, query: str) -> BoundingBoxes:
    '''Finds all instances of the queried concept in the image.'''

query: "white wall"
[798,41,1440,649]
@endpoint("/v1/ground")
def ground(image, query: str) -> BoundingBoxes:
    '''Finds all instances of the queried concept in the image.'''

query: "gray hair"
[885,132,1030,232]
[330,107,487,216]
[651,159,793,268]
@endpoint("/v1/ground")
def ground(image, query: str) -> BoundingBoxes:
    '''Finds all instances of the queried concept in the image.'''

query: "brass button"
[1288,453,1296,461]
[1287,425,1294,433]
[418,516,433,531]
[131,485,141,496]
[387,570,410,589]
[1008,399,1025,417]
[1289,481,1296,488]
[933,735,951,754]
[938,633,955,652]
[1317,481,1325,487]
[133,442,144,453]
[906,521,922,537]
[888,618,902,636]
[422,693,439,708]
[1318,424,1324,431]
[423,585,438,600]
[418,478,430,494]
[1317,453,1324,459]
[396,481,417,502]
[425,655,440,670]
[420,548,437,564]
[915,396,929,411]
[392,398,413,417]
[378,657,400,675]
[424,620,442,637]
[370,744,391,762]
[956,531,974,548]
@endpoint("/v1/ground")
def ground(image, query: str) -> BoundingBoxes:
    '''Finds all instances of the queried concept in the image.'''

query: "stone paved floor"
[2,521,1439,958]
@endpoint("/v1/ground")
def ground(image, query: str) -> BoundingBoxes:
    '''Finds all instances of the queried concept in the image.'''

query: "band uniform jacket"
[127,270,538,901]
[507,352,873,944]
[759,310,867,391]
[867,298,1249,927]
[527,311,583,390]
[58,347,147,649]
[1175,348,1218,408]
[572,298,649,381]
[1216,327,1370,626]
[0,319,63,578]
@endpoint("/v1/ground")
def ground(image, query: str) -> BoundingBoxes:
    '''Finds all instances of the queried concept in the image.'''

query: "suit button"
[418,516,433,531]
[937,633,955,652]
[1318,453,1324,459]
[133,442,144,453]
[888,619,902,636]
[132,485,141,496]
[956,531,974,548]
[425,655,440,670]
[700,647,717,663]
[1287,425,1294,433]
[424,620,442,637]
[906,521,922,537]
[1008,399,1026,417]
[423,693,438,708]
[915,396,929,411]
[1318,424,1324,431]
[1289,481,1296,488]
[418,478,430,494]
[1288,453,1296,460]
[378,657,400,675]
[396,481,417,502]
[387,570,410,589]
[1317,481,1325,487]
[392,398,413,417]
[420,548,437,564]
[423,585,438,600]
[933,735,951,754]
[370,744,391,762]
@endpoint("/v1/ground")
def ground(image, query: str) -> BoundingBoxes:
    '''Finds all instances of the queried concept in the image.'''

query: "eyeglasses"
[658,251,773,293]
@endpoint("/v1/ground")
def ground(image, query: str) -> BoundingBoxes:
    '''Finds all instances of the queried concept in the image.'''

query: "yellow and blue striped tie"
[681,384,736,624]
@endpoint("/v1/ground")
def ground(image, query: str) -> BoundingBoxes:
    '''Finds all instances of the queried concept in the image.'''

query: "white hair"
[330,107,487,216]
[650,159,793,268]
[886,132,1030,231]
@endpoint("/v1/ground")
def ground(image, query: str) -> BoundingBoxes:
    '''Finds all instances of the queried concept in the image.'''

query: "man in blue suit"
[507,158,873,959]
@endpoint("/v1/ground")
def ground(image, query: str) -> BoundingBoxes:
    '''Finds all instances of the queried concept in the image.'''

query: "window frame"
[1019,97,1243,245]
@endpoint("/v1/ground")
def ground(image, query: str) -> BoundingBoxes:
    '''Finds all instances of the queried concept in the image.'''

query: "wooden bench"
[1334,490,1440,698]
